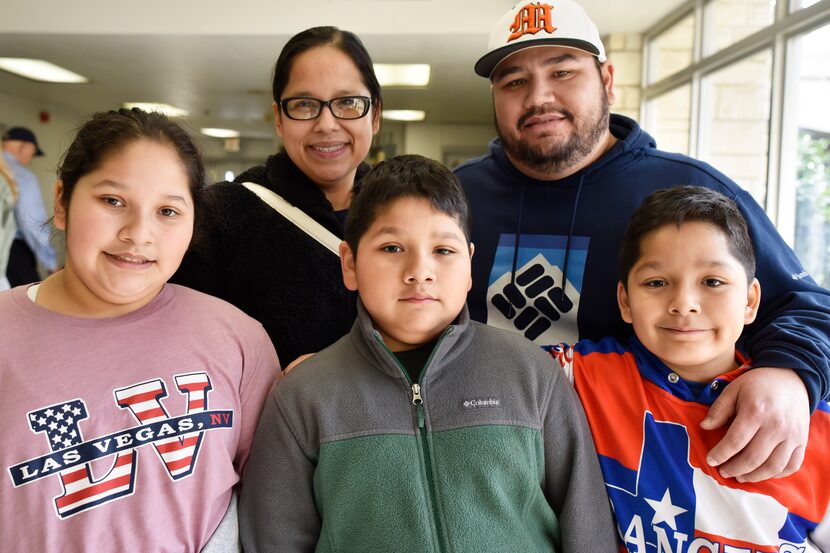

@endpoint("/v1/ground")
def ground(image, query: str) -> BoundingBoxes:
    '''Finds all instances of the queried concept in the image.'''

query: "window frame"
[641,0,830,228]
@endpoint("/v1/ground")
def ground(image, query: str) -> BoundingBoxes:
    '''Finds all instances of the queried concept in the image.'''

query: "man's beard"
[496,92,609,176]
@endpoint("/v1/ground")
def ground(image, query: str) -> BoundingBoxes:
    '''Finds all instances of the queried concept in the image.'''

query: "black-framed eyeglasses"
[279,96,372,121]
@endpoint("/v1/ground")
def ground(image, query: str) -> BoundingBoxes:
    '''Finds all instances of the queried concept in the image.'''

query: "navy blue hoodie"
[455,114,830,408]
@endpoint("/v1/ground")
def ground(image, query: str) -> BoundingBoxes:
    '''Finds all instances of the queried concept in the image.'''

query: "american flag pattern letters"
[8,372,234,518]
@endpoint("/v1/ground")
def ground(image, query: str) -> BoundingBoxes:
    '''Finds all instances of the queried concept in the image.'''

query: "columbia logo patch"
[462,398,502,409]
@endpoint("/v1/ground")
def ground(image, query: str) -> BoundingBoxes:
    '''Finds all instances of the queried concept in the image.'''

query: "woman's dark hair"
[57,108,205,215]
[619,186,756,287]
[272,26,382,110]
[345,155,470,255]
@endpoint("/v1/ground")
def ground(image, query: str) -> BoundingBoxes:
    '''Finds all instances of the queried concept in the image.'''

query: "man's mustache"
[517,106,574,130]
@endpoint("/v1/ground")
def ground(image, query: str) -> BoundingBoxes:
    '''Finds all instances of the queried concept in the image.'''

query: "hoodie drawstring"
[560,174,585,300]
[508,174,584,317]
[508,183,526,318]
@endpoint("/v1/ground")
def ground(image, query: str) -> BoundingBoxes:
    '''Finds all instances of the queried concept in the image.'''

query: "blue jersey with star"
[550,338,830,552]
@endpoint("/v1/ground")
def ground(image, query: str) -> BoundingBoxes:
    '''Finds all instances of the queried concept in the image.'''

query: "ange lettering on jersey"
[7,371,233,519]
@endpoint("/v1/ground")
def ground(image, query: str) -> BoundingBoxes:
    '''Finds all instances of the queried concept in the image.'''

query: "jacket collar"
[349,298,474,382]
[235,151,371,237]
[629,337,750,405]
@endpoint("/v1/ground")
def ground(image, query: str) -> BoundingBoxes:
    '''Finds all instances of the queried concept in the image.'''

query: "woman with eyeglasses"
[173,26,381,367]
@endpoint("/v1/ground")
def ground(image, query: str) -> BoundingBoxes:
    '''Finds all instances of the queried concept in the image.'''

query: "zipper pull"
[412,383,423,405]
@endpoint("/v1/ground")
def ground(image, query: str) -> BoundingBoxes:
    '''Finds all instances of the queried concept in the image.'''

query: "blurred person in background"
[0,153,17,290]
[2,126,59,286]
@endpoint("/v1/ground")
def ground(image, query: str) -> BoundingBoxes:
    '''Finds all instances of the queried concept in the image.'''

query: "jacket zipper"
[410,382,446,552]
[374,328,453,552]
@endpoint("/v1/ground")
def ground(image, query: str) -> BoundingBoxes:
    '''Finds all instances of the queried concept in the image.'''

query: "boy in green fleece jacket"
[239,154,617,552]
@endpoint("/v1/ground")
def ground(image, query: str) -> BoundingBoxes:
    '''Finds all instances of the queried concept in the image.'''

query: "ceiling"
[0,0,685,140]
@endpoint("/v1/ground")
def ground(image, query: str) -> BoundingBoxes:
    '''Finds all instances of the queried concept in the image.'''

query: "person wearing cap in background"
[1,126,59,286]
[0,154,17,291]
[455,0,830,484]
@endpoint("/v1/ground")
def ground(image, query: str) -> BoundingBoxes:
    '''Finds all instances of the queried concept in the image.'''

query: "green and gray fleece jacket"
[239,302,618,552]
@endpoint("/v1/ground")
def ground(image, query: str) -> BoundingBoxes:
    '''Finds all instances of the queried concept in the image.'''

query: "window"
[699,50,773,204]
[780,23,830,286]
[643,0,830,280]
[703,0,777,55]
[644,84,692,155]
[647,13,696,83]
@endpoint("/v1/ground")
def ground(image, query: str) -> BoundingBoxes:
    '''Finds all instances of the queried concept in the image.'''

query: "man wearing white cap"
[2,126,58,286]
[456,0,830,483]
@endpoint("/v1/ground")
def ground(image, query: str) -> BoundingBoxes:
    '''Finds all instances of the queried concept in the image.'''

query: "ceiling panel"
[0,0,686,137]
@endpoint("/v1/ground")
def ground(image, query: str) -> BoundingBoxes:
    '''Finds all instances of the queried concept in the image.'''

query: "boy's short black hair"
[345,154,470,254]
[619,186,756,287]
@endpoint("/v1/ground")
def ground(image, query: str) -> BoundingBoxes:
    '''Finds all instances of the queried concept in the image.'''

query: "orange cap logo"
[508,2,557,42]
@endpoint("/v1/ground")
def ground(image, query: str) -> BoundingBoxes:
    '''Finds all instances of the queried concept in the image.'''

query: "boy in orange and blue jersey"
[550,186,830,551]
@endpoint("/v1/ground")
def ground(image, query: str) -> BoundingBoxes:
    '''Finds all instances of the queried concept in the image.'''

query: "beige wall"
[701,51,772,202]
[605,32,643,120]
[403,123,494,166]
[199,136,278,184]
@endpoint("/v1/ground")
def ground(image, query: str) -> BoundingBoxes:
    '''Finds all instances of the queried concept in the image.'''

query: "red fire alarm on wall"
[39,111,50,123]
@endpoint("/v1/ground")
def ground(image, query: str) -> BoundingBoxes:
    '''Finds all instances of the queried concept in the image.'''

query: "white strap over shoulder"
[241,182,341,257]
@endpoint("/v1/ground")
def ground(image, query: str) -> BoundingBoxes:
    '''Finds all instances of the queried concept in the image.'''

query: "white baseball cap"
[475,0,607,78]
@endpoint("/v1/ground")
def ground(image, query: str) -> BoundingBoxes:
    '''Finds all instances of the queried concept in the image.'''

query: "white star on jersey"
[645,489,687,531]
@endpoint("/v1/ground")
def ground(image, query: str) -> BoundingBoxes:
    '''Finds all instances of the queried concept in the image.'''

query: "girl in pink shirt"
[0,109,280,552]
